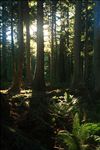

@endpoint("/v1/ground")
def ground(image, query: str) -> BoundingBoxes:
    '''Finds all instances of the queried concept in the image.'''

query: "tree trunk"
[58,35,66,83]
[24,0,32,86]
[93,1,100,93]
[10,0,16,85]
[72,1,82,87]
[8,1,24,93]
[84,2,89,84]
[50,0,58,84]
[32,0,45,91]
[2,2,7,82]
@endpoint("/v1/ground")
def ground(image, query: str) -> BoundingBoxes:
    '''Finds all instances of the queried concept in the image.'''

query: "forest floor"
[0,87,100,150]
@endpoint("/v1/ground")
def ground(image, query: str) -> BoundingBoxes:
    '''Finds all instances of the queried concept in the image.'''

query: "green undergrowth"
[49,91,100,150]
[1,88,100,150]
[57,113,100,150]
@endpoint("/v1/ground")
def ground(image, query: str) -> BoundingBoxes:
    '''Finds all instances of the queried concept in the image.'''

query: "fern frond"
[58,130,78,150]
[72,113,80,137]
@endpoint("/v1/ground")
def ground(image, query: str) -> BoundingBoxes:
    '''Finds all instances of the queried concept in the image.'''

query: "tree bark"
[93,1,100,93]
[2,2,7,82]
[72,1,82,87]
[24,0,32,86]
[50,0,58,84]
[32,0,45,91]
[8,1,24,93]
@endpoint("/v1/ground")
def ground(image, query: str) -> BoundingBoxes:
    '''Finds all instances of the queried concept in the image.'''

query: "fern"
[58,130,78,150]
[57,113,100,150]
[64,92,73,102]
[72,113,80,137]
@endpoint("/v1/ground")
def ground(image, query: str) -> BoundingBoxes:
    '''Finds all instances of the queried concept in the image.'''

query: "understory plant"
[57,113,100,150]
[50,92,79,124]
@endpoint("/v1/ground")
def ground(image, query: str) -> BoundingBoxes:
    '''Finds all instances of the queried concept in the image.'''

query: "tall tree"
[2,1,7,82]
[84,1,89,84]
[8,1,24,92]
[10,0,16,85]
[58,2,66,83]
[50,0,58,84]
[32,0,45,91]
[72,1,82,87]
[83,1,94,88]
[93,1,100,93]
[58,31,66,83]
[24,0,32,86]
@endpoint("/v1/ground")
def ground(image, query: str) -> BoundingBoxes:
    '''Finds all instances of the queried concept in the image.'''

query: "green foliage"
[57,113,100,150]
[64,92,73,103]
[72,113,80,137]
[50,92,79,118]
[58,131,78,150]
